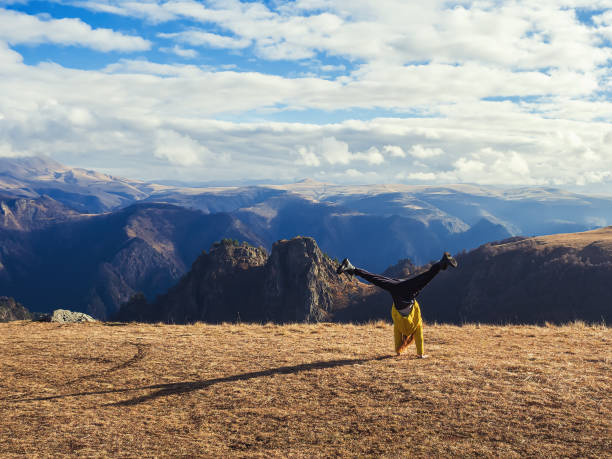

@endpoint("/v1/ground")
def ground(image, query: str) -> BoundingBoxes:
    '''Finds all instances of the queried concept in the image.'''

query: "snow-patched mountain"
[0,156,149,212]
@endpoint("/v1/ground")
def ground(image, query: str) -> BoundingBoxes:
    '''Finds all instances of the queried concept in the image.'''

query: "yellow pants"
[391,301,424,356]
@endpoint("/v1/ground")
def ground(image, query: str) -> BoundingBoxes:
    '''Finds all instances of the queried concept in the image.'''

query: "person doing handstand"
[336,252,457,358]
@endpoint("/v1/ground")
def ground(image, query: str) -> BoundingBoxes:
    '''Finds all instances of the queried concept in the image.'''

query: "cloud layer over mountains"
[0,1,610,187]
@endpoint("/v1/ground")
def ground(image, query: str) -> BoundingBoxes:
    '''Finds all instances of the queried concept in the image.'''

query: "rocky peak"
[382,258,418,279]
[205,239,268,272]
[116,236,371,324]
[126,239,268,323]
[0,296,32,322]
[263,237,338,322]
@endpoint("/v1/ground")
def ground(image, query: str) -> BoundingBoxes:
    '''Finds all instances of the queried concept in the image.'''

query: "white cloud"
[353,147,385,165]
[450,149,533,185]
[0,8,151,51]
[454,157,486,176]
[71,1,177,23]
[296,145,320,167]
[103,59,204,76]
[0,40,22,67]
[383,145,405,158]
[345,168,363,177]
[159,30,251,50]
[408,145,444,159]
[320,64,345,72]
[0,2,610,188]
[154,129,209,166]
[298,138,385,166]
[159,45,198,58]
[319,137,351,165]
[404,172,437,181]
[0,141,27,158]
[74,0,611,73]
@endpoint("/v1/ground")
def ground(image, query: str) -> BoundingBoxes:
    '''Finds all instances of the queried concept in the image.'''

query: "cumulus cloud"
[296,146,320,167]
[320,64,346,72]
[402,172,437,181]
[383,145,406,158]
[0,8,151,51]
[353,147,385,165]
[70,1,611,71]
[0,2,610,188]
[154,130,210,166]
[345,168,363,178]
[408,145,444,159]
[159,45,198,58]
[295,138,385,167]
[318,137,351,165]
[0,141,27,158]
[450,149,533,185]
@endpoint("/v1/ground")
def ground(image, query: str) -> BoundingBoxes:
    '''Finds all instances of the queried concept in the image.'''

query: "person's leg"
[354,268,401,292]
[392,305,411,355]
[397,262,442,296]
[414,321,425,357]
[393,322,405,354]
[397,333,414,355]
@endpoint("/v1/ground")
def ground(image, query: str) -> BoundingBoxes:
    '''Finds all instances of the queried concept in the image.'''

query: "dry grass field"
[0,321,610,458]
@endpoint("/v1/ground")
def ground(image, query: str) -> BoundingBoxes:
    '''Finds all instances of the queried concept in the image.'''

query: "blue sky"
[0,0,611,188]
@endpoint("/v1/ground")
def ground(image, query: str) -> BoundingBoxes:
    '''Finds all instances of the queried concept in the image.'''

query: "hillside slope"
[0,322,609,457]
[3,156,612,322]
[418,227,612,324]
[0,196,78,231]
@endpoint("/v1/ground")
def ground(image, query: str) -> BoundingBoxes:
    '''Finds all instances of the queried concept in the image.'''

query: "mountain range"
[106,229,612,325]
[2,155,612,320]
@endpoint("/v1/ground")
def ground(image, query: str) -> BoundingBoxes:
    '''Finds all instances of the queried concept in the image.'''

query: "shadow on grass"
[63,342,149,385]
[8,355,394,406]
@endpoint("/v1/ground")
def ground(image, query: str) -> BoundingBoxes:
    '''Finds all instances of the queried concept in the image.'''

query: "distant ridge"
[419,227,612,324]
[0,155,148,213]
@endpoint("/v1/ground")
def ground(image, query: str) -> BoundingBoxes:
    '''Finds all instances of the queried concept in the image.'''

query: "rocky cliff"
[139,239,269,323]
[0,296,32,322]
[0,196,78,231]
[116,237,372,324]
[263,237,362,322]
